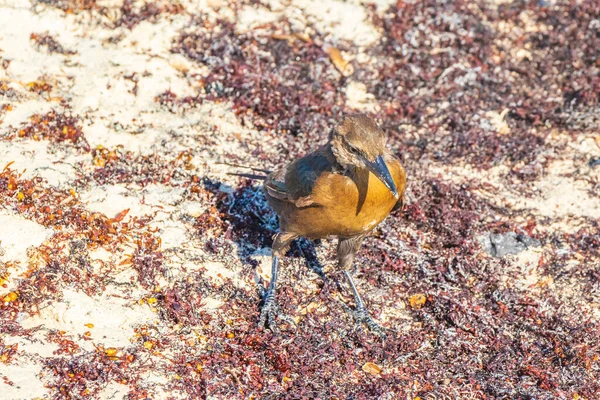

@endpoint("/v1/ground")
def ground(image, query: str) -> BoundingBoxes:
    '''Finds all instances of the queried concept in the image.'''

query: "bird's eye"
[348,145,361,155]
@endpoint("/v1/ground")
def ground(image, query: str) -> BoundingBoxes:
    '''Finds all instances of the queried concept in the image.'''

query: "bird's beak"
[366,155,398,198]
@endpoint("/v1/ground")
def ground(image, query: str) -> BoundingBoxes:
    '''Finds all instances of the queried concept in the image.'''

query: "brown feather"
[264,148,406,239]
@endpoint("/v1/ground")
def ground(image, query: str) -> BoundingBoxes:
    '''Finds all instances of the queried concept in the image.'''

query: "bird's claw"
[258,287,278,331]
[346,304,386,338]
[257,287,297,332]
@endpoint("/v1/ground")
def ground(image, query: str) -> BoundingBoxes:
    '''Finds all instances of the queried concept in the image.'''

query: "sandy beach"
[0,0,599,398]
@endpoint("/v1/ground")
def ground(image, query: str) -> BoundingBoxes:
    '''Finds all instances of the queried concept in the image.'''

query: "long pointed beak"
[365,155,398,198]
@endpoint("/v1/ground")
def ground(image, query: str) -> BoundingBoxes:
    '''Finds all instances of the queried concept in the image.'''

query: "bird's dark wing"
[264,146,340,207]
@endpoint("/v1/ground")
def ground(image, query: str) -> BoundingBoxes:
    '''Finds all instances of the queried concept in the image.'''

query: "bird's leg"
[343,270,385,337]
[338,235,386,338]
[258,255,279,329]
[258,232,296,331]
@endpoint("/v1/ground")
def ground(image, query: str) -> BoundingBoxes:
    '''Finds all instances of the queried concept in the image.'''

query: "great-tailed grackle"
[259,113,407,336]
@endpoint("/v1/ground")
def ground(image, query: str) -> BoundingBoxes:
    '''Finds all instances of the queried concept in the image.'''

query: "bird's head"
[330,114,398,198]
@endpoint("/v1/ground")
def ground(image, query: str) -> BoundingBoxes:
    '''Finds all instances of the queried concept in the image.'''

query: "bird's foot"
[257,285,296,332]
[258,285,278,330]
[346,304,386,338]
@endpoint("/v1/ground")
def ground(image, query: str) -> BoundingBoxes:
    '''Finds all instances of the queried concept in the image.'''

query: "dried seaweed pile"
[0,0,599,399]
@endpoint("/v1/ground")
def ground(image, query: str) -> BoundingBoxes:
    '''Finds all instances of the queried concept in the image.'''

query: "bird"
[257,113,407,336]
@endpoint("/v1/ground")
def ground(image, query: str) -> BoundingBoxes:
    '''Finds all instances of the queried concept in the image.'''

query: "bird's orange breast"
[285,156,406,239]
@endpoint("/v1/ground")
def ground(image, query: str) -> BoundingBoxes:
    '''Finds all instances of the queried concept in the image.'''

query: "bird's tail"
[227,172,267,180]
[219,162,271,180]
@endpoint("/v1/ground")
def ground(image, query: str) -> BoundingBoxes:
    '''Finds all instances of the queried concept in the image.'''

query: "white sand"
[0,0,598,398]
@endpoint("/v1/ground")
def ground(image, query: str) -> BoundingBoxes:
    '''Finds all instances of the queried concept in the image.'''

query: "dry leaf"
[409,294,427,309]
[111,208,130,223]
[3,292,18,302]
[105,348,118,357]
[362,362,382,375]
[324,46,354,77]
[293,301,320,324]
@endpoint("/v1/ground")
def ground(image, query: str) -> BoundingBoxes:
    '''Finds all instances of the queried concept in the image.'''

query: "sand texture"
[0,0,599,398]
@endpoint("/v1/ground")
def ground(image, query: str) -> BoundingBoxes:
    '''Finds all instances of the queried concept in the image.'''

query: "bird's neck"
[320,144,345,174]
[328,141,356,172]
[328,150,364,180]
